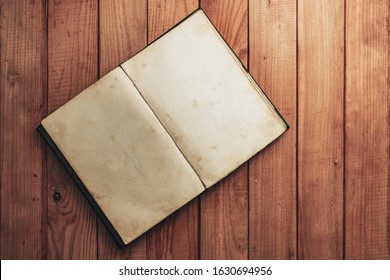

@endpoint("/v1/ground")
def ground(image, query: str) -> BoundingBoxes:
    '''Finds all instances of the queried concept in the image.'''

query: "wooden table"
[1,0,388,260]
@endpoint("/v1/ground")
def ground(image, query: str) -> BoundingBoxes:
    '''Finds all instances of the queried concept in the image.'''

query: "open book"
[39,10,288,245]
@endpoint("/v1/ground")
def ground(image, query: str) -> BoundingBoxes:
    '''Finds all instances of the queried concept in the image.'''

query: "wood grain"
[1,0,389,260]
[297,0,344,259]
[147,0,198,43]
[146,0,199,260]
[345,0,389,259]
[199,0,248,260]
[0,0,47,259]
[97,0,147,260]
[248,0,297,260]
[99,0,147,77]
[47,0,98,259]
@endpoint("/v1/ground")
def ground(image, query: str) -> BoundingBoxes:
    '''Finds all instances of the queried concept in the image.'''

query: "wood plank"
[345,0,389,259]
[0,0,47,259]
[297,0,344,259]
[47,0,98,259]
[97,0,147,259]
[99,0,147,77]
[248,0,297,260]
[147,0,198,43]
[199,0,248,260]
[146,0,199,260]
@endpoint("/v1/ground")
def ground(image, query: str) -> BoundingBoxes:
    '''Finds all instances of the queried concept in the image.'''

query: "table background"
[1,0,388,259]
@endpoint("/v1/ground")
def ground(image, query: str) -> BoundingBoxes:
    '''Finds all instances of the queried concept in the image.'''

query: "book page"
[121,10,287,188]
[41,67,205,244]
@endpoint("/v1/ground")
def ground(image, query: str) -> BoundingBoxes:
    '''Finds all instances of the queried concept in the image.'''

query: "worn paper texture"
[121,10,287,187]
[42,68,205,244]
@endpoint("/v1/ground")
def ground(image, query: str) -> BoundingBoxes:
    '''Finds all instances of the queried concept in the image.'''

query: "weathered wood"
[0,0,47,260]
[2,0,389,261]
[47,0,98,259]
[97,0,147,259]
[99,0,147,77]
[200,0,248,260]
[297,0,344,259]
[248,0,297,260]
[345,0,389,259]
[146,0,199,259]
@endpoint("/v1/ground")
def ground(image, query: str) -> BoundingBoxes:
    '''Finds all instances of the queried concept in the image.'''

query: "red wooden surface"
[1,0,388,259]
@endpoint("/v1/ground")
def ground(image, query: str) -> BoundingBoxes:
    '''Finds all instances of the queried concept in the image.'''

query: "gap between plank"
[96,0,101,260]
[295,0,299,260]
[342,0,347,261]
[246,0,250,261]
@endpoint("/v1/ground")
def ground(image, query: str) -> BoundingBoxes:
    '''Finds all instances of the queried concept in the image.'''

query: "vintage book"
[39,9,288,245]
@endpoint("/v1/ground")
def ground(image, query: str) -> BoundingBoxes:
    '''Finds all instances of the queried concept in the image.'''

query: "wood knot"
[53,191,62,201]
[7,69,20,87]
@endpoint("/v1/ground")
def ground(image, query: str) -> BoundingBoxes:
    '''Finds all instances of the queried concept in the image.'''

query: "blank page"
[121,10,287,187]
[41,67,205,244]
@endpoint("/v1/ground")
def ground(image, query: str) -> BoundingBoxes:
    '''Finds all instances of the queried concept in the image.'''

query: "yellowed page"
[41,67,204,244]
[121,10,287,187]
